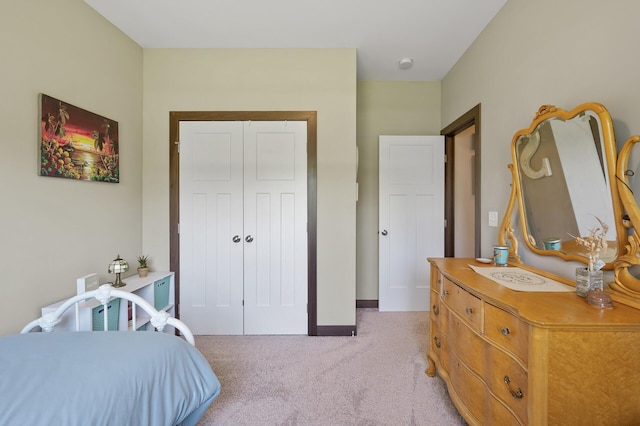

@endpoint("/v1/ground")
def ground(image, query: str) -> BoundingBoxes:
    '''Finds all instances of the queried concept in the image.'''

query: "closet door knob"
[232,235,241,243]
[245,235,254,243]
[381,230,388,236]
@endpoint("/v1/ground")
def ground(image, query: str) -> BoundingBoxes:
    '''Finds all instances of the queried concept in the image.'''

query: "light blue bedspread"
[0,331,221,426]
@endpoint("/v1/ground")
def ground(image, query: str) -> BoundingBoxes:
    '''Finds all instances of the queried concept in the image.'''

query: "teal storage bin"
[92,298,121,331]
[154,277,170,310]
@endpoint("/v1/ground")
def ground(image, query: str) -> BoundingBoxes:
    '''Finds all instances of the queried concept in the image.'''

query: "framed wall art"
[39,93,119,183]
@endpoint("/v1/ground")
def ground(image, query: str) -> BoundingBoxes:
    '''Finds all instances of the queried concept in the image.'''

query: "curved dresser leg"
[425,353,436,377]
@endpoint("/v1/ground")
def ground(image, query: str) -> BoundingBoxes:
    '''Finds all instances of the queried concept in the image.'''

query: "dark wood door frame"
[169,111,318,336]
[441,104,481,258]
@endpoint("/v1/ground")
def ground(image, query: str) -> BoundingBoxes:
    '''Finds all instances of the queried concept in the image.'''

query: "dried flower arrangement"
[570,217,609,272]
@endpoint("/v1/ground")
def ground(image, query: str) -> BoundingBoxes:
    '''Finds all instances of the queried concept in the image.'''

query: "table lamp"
[108,254,129,287]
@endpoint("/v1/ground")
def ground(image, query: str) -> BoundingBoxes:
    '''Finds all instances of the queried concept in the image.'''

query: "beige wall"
[356,81,441,300]
[142,49,358,326]
[442,0,640,277]
[0,1,143,335]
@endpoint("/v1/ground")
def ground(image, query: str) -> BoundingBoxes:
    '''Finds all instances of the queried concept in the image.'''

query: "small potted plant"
[137,255,149,278]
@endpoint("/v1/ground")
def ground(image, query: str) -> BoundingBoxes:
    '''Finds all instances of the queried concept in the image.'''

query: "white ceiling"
[84,0,507,81]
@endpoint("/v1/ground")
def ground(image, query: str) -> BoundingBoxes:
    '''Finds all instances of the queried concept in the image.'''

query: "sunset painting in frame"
[39,94,119,183]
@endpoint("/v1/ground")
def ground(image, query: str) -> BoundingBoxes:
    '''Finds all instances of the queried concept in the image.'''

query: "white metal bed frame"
[21,284,195,345]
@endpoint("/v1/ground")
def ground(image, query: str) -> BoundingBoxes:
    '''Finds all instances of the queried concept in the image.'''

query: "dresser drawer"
[429,321,444,361]
[440,334,450,373]
[430,289,441,324]
[446,309,486,379]
[431,269,443,293]
[441,277,483,332]
[488,395,524,426]
[486,345,528,423]
[485,303,529,366]
[439,303,448,338]
[449,354,485,424]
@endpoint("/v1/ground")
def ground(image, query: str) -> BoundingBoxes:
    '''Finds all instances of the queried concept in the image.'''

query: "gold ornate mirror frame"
[611,135,640,308]
[499,103,626,271]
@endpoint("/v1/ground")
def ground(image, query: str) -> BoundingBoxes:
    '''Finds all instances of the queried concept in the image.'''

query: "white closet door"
[379,135,444,311]
[243,121,308,334]
[179,120,308,335]
[179,121,245,335]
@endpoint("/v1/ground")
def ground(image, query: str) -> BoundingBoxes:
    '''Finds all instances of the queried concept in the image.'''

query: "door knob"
[381,230,388,236]
[245,235,254,243]
[232,235,241,243]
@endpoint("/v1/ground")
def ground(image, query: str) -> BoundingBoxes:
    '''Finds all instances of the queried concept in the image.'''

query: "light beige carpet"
[195,309,464,425]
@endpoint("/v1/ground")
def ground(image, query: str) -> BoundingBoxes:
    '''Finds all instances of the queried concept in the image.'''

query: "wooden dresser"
[426,258,640,426]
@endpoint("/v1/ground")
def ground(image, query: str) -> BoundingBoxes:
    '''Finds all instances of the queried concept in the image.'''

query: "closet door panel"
[243,121,308,334]
[179,121,244,335]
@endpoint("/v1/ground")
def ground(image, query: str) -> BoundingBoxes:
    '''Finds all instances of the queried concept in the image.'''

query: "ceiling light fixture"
[399,58,413,70]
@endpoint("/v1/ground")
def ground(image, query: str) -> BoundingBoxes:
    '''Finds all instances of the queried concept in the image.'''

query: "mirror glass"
[507,103,624,267]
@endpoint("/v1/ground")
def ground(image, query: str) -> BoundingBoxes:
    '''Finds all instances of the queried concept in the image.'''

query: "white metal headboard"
[21,284,195,345]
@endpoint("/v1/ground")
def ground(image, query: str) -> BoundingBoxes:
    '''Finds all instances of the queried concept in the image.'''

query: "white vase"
[575,267,603,297]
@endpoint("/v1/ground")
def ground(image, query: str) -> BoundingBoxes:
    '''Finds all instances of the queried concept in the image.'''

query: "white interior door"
[179,120,307,335]
[243,121,308,334]
[179,121,245,334]
[379,135,444,311]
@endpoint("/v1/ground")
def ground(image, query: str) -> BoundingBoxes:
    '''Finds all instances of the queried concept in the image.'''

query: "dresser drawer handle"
[504,375,524,399]
[433,336,441,349]
[465,307,473,314]
[500,327,511,336]
[432,305,439,315]
[442,290,450,295]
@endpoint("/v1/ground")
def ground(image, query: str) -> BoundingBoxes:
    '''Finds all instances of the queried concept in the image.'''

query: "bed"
[0,284,221,426]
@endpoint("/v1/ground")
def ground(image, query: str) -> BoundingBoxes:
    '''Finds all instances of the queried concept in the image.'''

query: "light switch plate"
[488,211,499,227]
